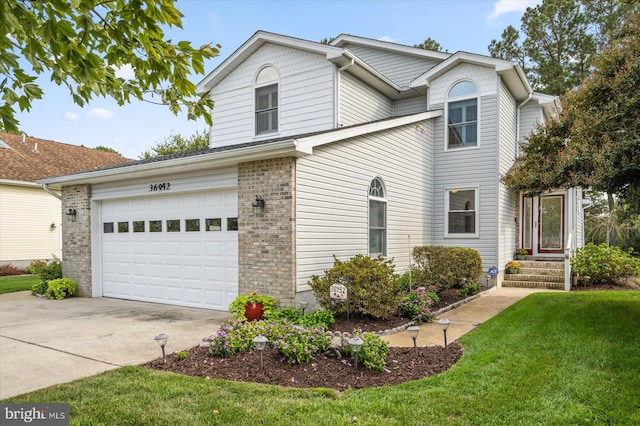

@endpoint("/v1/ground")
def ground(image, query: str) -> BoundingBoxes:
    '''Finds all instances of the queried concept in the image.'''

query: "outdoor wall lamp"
[154,333,169,363]
[439,319,451,348]
[66,208,77,216]
[252,195,265,216]
[348,336,364,370]
[406,325,420,357]
[50,222,56,230]
[252,334,268,371]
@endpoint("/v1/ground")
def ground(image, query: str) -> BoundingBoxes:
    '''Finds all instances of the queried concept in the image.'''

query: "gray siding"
[343,44,440,89]
[394,96,428,116]
[208,43,335,147]
[498,81,518,268]
[431,95,500,270]
[295,122,434,290]
[340,72,393,126]
[519,102,543,141]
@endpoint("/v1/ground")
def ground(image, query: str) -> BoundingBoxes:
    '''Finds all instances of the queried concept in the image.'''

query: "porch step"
[504,258,565,290]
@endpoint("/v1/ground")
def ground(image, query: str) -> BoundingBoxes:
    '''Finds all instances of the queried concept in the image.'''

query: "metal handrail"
[564,232,573,291]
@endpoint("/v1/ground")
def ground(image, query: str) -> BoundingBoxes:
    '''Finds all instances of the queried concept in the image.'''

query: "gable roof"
[0,132,133,184]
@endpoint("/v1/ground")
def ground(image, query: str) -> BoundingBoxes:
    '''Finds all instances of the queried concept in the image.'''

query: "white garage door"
[100,190,238,310]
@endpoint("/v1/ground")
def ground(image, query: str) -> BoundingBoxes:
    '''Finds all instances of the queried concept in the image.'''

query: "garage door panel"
[101,190,238,310]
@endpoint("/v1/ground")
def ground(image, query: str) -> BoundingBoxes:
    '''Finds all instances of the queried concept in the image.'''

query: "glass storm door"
[538,195,564,253]
[521,195,565,255]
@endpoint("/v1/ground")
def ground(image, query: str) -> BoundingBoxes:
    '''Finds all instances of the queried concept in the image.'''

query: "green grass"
[0,274,39,294]
[4,291,640,425]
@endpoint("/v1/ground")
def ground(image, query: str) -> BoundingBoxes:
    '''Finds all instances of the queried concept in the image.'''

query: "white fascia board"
[342,50,402,93]
[295,110,443,153]
[38,140,300,188]
[331,34,450,61]
[0,179,40,188]
[197,31,342,95]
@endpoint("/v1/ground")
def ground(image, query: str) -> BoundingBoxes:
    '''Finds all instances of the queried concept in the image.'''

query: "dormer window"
[446,81,478,149]
[255,66,279,135]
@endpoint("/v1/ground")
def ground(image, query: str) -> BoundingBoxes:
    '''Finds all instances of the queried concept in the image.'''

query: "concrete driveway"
[0,291,231,399]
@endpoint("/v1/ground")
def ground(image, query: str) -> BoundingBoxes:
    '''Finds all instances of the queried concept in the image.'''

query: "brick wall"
[238,157,296,307]
[61,185,92,296]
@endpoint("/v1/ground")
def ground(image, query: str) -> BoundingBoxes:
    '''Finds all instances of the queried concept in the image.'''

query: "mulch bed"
[142,287,484,391]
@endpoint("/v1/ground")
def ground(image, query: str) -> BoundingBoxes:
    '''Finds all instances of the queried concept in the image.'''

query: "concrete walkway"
[382,287,553,348]
[0,291,231,399]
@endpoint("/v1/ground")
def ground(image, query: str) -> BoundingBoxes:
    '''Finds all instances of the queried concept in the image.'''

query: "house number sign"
[330,284,347,300]
[149,182,171,192]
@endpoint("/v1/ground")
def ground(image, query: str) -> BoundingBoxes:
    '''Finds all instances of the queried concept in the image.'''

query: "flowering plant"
[272,324,330,364]
[515,249,528,256]
[398,287,438,323]
[505,261,521,270]
[228,292,277,320]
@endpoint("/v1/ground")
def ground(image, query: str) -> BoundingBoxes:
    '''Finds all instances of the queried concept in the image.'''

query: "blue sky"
[15,0,540,159]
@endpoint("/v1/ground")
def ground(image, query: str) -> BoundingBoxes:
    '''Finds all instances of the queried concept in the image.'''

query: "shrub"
[28,257,62,282]
[0,264,28,276]
[571,243,640,284]
[228,292,277,320]
[208,320,268,357]
[31,280,48,296]
[272,325,330,365]
[412,246,483,291]
[46,278,76,300]
[457,279,480,297]
[398,287,438,322]
[397,269,421,292]
[175,350,188,361]
[344,332,389,371]
[308,255,401,319]
[265,308,335,329]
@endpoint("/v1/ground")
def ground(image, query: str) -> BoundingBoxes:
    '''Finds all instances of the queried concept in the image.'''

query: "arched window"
[447,81,478,149]
[369,178,387,256]
[255,66,279,135]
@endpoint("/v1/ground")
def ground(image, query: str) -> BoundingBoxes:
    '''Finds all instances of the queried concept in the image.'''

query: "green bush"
[398,287,438,322]
[308,255,401,319]
[457,279,480,297]
[28,257,62,283]
[228,292,277,320]
[272,324,330,365]
[412,246,483,291]
[571,243,640,284]
[265,308,335,329]
[31,280,48,296]
[46,278,76,300]
[344,332,389,371]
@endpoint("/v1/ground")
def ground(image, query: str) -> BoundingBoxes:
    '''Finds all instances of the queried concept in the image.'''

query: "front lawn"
[4,291,639,425]
[0,275,38,294]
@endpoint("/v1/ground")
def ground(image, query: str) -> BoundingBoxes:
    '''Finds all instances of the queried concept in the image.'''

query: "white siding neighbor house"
[40,31,584,311]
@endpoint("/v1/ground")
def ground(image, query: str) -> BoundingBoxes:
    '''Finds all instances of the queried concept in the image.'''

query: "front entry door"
[521,194,565,255]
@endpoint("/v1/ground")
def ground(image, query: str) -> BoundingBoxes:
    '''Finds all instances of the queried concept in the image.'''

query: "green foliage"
[457,279,480,297]
[28,257,62,282]
[139,130,209,159]
[414,37,447,52]
[228,292,277,321]
[175,350,188,361]
[208,319,267,357]
[94,146,122,155]
[265,308,334,329]
[308,255,401,319]
[31,280,48,296]
[1,0,218,132]
[571,243,640,284]
[412,246,483,291]
[272,325,330,365]
[344,332,389,372]
[46,278,76,300]
[398,287,438,323]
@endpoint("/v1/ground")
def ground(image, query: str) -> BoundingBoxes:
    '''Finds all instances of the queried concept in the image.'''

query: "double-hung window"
[446,188,478,237]
[447,81,478,149]
[369,178,387,256]
[255,66,279,135]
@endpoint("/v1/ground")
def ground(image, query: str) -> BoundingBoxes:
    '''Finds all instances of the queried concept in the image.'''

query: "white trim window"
[445,187,478,237]
[446,80,478,150]
[255,66,279,135]
[369,177,387,256]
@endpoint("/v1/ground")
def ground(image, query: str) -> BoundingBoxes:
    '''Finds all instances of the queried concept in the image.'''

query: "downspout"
[42,183,62,200]
[516,92,533,158]
[335,58,355,127]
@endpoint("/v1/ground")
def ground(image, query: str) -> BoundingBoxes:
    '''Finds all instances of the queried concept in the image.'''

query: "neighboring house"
[0,132,132,267]
[39,31,584,311]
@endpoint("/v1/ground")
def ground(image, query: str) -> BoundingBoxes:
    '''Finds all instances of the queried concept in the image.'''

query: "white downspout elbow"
[335,58,355,127]
[42,183,62,200]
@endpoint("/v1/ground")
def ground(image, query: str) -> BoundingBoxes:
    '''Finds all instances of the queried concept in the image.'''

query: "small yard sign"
[330,284,347,300]
[488,266,499,277]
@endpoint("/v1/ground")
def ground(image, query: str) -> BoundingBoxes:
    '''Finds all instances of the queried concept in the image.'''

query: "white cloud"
[64,112,80,121]
[488,0,541,20]
[87,108,115,119]
[112,64,135,80]
[378,35,399,43]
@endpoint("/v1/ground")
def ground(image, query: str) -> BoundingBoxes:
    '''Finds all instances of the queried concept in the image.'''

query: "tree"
[0,1,219,133]
[319,37,335,45]
[414,37,447,52]
[139,129,209,159]
[488,25,527,73]
[503,14,640,215]
[94,145,122,156]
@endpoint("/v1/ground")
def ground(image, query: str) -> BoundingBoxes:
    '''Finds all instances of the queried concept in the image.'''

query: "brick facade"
[238,157,296,307]
[61,185,92,296]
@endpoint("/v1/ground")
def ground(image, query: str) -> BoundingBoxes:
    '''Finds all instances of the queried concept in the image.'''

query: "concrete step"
[518,268,563,276]
[517,260,564,270]
[504,274,563,283]
[502,280,564,290]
